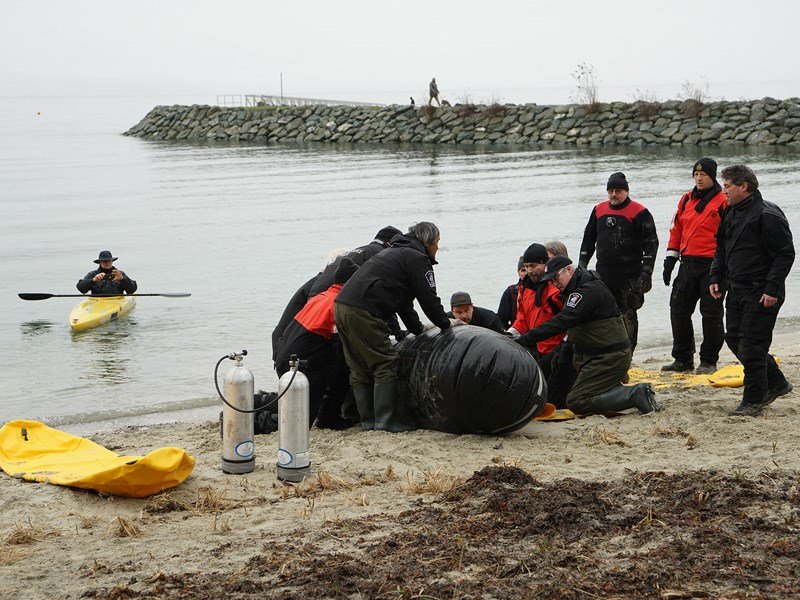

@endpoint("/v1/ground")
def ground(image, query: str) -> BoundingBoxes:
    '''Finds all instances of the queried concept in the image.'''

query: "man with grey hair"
[710,164,795,416]
[335,222,464,431]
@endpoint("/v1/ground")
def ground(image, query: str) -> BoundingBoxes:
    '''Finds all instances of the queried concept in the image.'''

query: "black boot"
[662,359,694,373]
[352,386,375,430]
[695,361,717,375]
[593,383,660,414]
[374,382,414,432]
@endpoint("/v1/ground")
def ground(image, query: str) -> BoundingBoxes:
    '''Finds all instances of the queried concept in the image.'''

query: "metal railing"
[217,95,244,107]
[216,94,382,108]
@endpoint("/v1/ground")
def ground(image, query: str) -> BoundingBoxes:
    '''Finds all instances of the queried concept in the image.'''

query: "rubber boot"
[594,383,660,414]
[352,386,375,431]
[373,381,414,432]
[661,359,694,373]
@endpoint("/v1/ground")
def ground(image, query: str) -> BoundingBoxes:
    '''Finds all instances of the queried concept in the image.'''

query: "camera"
[104,272,115,281]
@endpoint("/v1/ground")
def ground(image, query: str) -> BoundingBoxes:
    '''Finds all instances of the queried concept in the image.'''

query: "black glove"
[638,271,652,294]
[663,256,678,286]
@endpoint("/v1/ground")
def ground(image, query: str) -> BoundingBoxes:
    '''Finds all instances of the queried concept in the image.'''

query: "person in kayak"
[76,250,137,295]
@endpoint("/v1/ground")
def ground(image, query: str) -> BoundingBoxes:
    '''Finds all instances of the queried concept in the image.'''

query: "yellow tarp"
[0,420,195,498]
[534,362,756,421]
[629,363,754,390]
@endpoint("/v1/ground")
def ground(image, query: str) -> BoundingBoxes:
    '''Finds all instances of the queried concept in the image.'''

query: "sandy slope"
[1,336,798,598]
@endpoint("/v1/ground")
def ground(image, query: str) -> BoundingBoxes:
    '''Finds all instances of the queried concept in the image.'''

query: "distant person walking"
[662,158,727,375]
[428,77,440,107]
[709,164,795,416]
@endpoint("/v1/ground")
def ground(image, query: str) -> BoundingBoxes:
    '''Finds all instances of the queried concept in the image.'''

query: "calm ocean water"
[2,94,800,434]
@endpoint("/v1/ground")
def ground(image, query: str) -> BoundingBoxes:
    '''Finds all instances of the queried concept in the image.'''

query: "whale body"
[396,326,547,434]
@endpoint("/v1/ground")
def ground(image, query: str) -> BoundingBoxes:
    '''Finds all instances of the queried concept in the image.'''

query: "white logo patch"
[425,270,436,288]
[566,293,582,308]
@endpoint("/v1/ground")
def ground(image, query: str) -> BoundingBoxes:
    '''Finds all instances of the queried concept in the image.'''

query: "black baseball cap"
[541,256,573,281]
[450,291,472,306]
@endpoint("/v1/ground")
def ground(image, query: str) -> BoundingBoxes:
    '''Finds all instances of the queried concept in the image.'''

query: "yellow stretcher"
[0,420,195,498]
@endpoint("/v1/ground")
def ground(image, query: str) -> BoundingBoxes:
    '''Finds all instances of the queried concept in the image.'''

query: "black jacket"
[710,190,795,298]
[496,281,520,329]
[447,306,505,333]
[309,240,386,297]
[76,267,137,295]
[272,273,320,362]
[335,234,450,334]
[579,197,659,282]
[519,267,627,354]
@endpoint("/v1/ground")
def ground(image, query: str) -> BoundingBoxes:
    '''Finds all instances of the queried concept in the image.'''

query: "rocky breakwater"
[124,97,800,147]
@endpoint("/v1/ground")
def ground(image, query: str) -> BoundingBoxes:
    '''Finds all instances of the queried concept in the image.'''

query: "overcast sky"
[3,0,798,103]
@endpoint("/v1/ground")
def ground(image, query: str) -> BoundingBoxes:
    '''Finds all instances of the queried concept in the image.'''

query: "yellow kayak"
[0,420,195,498]
[69,295,136,331]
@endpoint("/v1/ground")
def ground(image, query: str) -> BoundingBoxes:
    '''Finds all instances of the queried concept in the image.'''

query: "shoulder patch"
[425,270,436,288]
[566,293,582,308]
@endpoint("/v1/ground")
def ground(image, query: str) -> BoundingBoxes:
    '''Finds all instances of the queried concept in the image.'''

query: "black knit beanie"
[692,157,717,180]
[333,257,358,284]
[375,226,402,244]
[522,243,549,264]
[607,172,629,190]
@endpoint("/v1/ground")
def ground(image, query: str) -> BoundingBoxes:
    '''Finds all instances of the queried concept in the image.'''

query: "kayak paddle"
[19,293,191,301]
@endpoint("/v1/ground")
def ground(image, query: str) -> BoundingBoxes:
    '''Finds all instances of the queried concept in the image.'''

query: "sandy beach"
[2,335,799,599]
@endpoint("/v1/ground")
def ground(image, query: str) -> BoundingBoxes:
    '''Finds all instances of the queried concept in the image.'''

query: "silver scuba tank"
[277,354,310,483]
[221,352,255,474]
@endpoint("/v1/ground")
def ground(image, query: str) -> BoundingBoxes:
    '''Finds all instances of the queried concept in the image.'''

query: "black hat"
[375,226,402,243]
[93,250,118,264]
[517,256,525,271]
[692,157,717,180]
[522,243,549,264]
[333,257,358,285]
[541,256,573,281]
[606,172,629,190]
[450,291,472,306]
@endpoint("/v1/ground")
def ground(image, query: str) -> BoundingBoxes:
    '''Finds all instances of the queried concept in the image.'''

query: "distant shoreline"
[124,97,800,147]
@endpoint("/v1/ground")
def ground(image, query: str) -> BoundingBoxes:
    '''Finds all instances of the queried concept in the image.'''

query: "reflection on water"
[71,319,136,385]
[20,320,55,336]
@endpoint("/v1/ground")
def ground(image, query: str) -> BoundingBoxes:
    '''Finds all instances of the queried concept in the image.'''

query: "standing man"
[447,291,505,333]
[579,172,659,354]
[334,222,463,432]
[428,77,440,107]
[710,165,794,416]
[662,158,727,374]
[76,250,137,295]
[517,256,659,415]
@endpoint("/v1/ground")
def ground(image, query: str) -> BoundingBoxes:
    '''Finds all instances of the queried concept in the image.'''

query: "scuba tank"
[220,351,255,474]
[276,354,310,483]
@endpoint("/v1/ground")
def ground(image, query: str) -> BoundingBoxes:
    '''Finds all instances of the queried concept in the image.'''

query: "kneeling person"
[447,291,505,333]
[517,256,659,416]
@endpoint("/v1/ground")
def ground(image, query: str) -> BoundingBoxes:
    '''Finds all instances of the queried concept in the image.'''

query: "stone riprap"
[124,98,800,147]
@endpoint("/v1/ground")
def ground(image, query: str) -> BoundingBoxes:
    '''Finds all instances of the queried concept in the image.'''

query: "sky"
[2,0,799,104]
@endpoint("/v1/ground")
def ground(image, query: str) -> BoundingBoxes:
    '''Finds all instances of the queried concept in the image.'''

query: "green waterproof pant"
[334,303,398,388]
[566,348,631,414]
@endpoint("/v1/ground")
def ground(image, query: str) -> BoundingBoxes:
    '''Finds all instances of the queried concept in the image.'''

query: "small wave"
[46,396,219,429]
